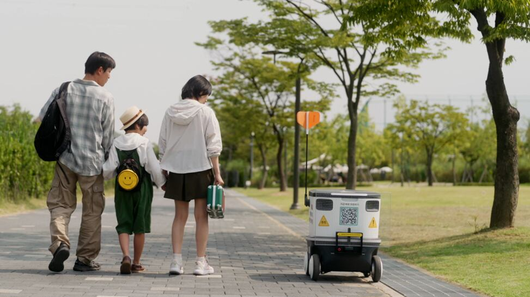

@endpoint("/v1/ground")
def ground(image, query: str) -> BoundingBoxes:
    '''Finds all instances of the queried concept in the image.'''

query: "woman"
[158,75,223,275]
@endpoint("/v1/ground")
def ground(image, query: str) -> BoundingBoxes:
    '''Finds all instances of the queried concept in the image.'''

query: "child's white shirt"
[158,99,222,174]
[103,133,166,187]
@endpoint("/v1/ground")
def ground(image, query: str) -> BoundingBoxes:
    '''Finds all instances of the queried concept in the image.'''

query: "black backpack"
[116,149,143,191]
[34,82,71,161]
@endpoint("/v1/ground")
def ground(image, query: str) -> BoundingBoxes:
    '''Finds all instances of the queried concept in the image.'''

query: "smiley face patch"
[118,169,139,191]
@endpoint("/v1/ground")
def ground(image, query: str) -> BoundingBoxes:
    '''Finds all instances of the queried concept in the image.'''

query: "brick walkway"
[0,188,485,297]
[0,189,396,297]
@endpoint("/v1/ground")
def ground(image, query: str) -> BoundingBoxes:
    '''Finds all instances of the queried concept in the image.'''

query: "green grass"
[236,185,530,297]
[386,227,530,297]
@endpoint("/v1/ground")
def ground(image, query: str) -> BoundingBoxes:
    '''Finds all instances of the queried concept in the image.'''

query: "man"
[38,52,116,272]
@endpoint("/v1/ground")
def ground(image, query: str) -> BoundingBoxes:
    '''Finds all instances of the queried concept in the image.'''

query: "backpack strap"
[116,148,144,188]
[57,81,71,153]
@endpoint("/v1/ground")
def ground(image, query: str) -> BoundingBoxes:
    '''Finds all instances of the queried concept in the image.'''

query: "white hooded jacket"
[158,99,222,174]
[103,133,166,187]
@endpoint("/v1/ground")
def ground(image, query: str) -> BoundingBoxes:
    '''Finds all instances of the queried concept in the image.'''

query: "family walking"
[37,52,223,275]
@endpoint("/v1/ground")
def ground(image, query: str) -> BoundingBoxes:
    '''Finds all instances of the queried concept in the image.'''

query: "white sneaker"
[169,259,183,275]
[193,257,214,275]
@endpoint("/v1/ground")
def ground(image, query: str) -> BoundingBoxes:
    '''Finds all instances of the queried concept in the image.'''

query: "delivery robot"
[304,189,383,282]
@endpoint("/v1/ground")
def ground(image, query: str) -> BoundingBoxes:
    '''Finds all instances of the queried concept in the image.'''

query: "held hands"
[161,170,169,191]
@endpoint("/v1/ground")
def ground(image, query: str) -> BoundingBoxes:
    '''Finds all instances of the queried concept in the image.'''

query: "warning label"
[369,217,377,228]
[318,215,330,227]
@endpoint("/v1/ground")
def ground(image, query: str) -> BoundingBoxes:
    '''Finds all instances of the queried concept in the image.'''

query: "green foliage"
[388,98,469,186]
[302,113,348,167]
[356,105,389,168]
[209,55,297,191]
[0,104,54,202]
[199,28,332,191]
[458,104,497,182]
[435,0,530,42]
[523,121,530,155]
[519,123,530,183]
[204,0,449,188]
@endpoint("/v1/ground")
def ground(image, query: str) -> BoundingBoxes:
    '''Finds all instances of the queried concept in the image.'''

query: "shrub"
[0,105,55,202]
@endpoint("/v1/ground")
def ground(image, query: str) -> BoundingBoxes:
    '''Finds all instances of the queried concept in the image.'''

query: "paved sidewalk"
[0,189,394,297]
[0,188,484,297]
[230,191,485,297]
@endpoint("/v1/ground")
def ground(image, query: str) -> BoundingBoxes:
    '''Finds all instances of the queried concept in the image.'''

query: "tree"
[356,103,388,171]
[273,0,447,188]
[434,0,529,228]
[519,122,530,185]
[206,0,444,189]
[205,14,327,201]
[208,74,272,188]
[351,0,529,228]
[389,99,468,186]
[299,113,348,185]
[459,105,496,183]
[523,121,530,155]
[198,39,331,191]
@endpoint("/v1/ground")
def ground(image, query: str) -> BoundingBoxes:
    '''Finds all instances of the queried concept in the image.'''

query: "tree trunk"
[426,148,434,187]
[346,101,359,189]
[486,51,519,228]
[478,165,488,183]
[452,151,456,185]
[274,126,287,191]
[258,144,268,190]
[470,9,520,229]
[277,143,287,191]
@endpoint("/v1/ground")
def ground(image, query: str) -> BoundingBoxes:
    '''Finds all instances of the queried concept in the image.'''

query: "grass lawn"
[235,185,530,297]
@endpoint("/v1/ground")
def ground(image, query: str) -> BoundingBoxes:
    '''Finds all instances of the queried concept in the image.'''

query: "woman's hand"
[215,173,224,186]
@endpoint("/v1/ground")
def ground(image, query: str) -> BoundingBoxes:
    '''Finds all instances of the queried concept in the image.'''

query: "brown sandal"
[131,263,145,273]
[120,256,131,274]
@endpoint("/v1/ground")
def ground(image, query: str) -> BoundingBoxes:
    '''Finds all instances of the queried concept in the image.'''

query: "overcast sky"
[1,0,529,143]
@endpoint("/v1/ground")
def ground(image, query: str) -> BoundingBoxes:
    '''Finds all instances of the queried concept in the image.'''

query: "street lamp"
[262,49,302,210]
[262,50,287,64]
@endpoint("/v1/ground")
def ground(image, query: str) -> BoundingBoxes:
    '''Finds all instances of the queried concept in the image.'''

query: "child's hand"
[161,183,167,191]
[215,173,224,186]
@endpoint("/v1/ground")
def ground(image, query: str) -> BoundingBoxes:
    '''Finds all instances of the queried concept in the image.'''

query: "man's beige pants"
[47,162,105,265]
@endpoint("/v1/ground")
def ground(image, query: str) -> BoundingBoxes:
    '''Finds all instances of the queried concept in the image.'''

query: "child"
[158,75,223,275]
[103,106,166,274]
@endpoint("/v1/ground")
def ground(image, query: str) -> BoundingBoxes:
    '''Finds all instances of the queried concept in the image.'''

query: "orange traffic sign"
[297,111,320,130]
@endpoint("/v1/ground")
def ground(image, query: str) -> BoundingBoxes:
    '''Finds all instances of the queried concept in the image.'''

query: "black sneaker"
[48,243,70,272]
[73,259,101,272]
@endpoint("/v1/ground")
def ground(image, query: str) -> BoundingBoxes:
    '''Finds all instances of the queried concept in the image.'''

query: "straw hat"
[120,106,145,130]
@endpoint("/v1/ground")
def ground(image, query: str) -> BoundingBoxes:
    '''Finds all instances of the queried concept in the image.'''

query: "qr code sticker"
[340,207,358,226]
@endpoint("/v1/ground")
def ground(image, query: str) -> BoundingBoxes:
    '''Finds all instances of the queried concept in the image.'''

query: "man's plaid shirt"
[39,79,115,176]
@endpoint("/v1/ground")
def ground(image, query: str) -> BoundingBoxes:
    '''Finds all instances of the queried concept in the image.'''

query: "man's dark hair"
[181,75,212,99]
[125,114,149,132]
[85,51,116,74]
